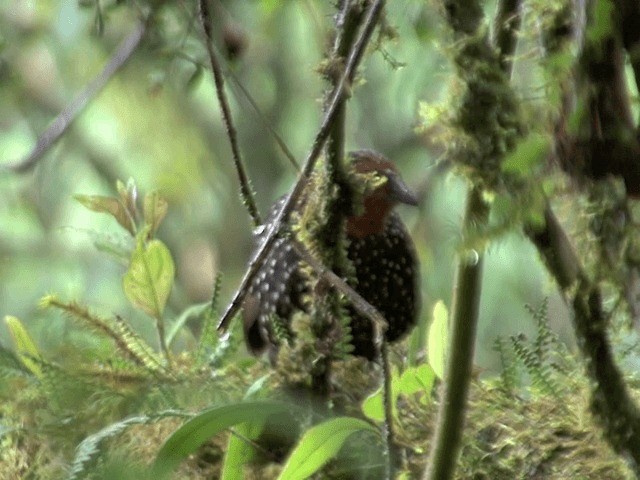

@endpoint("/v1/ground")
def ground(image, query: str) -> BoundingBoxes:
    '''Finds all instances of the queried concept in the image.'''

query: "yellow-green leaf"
[4,315,42,378]
[398,363,436,399]
[143,191,168,239]
[428,301,449,379]
[75,194,136,236]
[278,417,378,480]
[123,237,175,318]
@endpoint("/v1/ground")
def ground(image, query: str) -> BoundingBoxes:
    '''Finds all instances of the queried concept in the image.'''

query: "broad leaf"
[398,363,436,399]
[278,417,378,480]
[123,236,174,318]
[153,401,291,477]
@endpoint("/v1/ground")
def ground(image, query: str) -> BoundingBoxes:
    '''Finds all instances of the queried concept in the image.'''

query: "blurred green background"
[0,0,571,372]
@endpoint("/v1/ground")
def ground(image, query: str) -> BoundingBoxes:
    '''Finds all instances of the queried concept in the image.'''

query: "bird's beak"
[387,172,419,206]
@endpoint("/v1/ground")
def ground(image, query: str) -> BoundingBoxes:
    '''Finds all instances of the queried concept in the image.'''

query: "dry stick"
[4,20,147,174]
[424,0,521,478]
[217,0,387,332]
[198,0,261,227]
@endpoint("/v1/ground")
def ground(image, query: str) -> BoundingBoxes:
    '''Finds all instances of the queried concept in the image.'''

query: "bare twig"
[198,0,261,227]
[4,20,147,174]
[217,0,387,332]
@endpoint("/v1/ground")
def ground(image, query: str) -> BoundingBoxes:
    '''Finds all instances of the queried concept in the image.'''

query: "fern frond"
[41,296,166,375]
[111,316,166,374]
[196,273,223,365]
[68,410,192,480]
[492,336,518,393]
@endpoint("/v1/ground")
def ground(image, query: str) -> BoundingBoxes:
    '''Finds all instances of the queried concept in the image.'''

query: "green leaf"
[153,401,291,477]
[361,387,385,422]
[278,417,378,480]
[4,315,42,378]
[501,134,549,177]
[398,363,436,399]
[143,190,168,239]
[220,421,263,480]
[428,301,449,379]
[75,194,136,236]
[362,367,400,422]
[123,236,175,318]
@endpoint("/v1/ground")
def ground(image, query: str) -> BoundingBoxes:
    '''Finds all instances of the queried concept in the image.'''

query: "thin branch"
[217,0,386,332]
[3,20,147,174]
[198,0,261,227]
[424,187,488,480]
[424,0,521,478]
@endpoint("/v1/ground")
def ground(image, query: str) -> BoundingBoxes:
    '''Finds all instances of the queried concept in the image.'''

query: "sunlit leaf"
[143,190,168,239]
[75,194,136,236]
[153,401,291,477]
[123,236,175,318]
[361,387,384,422]
[221,421,263,480]
[277,417,378,480]
[428,301,449,379]
[362,367,400,422]
[4,315,42,378]
[398,363,436,399]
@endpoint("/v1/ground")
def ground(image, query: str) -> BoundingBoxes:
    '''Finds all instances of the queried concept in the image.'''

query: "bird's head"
[346,150,418,238]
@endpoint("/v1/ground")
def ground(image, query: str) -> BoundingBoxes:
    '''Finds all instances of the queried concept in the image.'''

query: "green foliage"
[493,298,569,397]
[277,417,378,480]
[152,401,292,477]
[362,363,436,422]
[122,235,175,320]
[68,410,191,480]
[428,300,449,379]
[4,315,43,378]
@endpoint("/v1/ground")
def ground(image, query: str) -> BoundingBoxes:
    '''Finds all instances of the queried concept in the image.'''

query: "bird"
[242,150,420,361]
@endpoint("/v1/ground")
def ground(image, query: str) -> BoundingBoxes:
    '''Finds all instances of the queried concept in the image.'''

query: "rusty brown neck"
[346,187,394,238]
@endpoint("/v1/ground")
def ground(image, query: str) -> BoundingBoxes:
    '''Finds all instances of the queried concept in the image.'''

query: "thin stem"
[423,187,487,480]
[198,0,261,227]
[4,20,147,173]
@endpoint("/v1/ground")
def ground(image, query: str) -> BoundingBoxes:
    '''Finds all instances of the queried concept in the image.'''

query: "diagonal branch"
[217,0,387,332]
[4,20,147,174]
[198,0,261,227]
